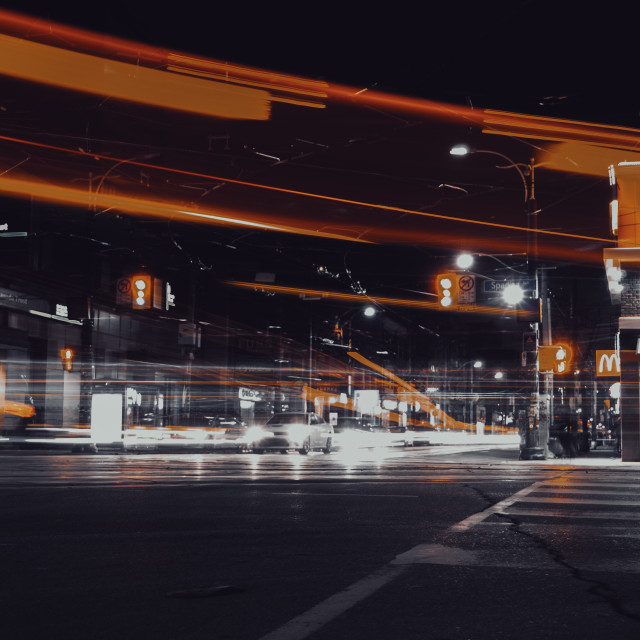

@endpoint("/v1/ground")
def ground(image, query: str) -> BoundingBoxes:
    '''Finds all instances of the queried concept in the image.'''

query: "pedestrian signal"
[59,347,74,372]
[538,343,572,374]
[131,275,152,309]
[436,273,457,307]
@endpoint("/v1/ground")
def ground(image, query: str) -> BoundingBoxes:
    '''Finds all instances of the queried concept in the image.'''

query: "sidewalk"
[434,441,640,467]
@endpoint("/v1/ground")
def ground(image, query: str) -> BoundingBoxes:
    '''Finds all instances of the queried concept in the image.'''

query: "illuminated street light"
[450,143,546,460]
[503,283,525,305]
[494,371,504,379]
[456,253,474,270]
[363,305,376,317]
[450,145,470,156]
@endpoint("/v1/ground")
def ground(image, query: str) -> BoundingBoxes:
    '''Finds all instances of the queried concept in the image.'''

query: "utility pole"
[520,158,548,459]
[449,146,547,457]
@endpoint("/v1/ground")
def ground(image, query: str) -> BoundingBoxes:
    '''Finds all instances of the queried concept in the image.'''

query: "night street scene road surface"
[2,446,640,639]
[2,2,640,639]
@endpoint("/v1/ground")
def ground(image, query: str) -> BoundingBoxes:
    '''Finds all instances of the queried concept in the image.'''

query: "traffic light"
[538,343,572,374]
[554,343,572,374]
[436,272,457,307]
[59,347,74,372]
[131,275,152,309]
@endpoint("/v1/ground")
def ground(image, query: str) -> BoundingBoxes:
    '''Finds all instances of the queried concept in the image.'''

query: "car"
[207,415,250,449]
[253,412,333,454]
[333,417,390,449]
[124,414,250,451]
[388,425,415,447]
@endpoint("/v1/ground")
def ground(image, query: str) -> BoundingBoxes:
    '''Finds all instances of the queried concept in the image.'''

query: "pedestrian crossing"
[492,473,640,525]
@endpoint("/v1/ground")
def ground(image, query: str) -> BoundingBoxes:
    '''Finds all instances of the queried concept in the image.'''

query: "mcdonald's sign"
[596,350,620,377]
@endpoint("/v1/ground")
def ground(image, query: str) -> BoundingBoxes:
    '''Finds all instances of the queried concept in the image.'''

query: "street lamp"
[456,253,474,270]
[449,145,537,274]
[503,283,525,305]
[450,144,547,460]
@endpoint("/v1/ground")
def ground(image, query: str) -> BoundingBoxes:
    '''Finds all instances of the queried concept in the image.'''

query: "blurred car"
[124,414,250,451]
[388,425,415,447]
[253,412,333,454]
[208,415,250,450]
[333,417,390,449]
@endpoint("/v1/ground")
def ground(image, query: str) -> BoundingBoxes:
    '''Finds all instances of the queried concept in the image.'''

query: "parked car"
[253,412,333,454]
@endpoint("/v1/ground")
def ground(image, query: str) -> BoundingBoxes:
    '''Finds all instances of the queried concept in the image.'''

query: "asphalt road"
[2,445,640,640]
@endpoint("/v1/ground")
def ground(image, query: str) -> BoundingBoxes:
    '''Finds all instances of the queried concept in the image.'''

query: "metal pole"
[519,160,546,459]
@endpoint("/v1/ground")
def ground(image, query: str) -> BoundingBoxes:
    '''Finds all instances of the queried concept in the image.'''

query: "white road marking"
[505,508,640,520]
[517,496,640,506]
[449,478,550,531]
[533,487,640,494]
[258,475,561,639]
[258,564,408,640]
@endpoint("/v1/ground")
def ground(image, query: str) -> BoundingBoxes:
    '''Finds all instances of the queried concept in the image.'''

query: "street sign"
[457,274,476,304]
[483,278,535,293]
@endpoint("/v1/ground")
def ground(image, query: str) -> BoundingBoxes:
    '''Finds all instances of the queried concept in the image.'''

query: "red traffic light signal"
[436,272,457,307]
[59,347,74,371]
[131,275,152,309]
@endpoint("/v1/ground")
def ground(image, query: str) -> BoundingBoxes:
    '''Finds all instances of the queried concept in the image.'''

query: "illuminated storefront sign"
[239,387,262,402]
[596,350,620,377]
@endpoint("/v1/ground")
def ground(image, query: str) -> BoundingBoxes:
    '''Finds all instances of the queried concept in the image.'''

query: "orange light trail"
[0,9,327,107]
[346,352,471,431]
[0,33,270,120]
[481,109,640,152]
[0,133,612,248]
[1,400,36,418]
[537,142,640,178]
[225,280,538,319]
[0,175,372,244]
[3,8,640,156]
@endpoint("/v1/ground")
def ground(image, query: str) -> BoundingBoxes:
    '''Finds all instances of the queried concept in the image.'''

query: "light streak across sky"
[0,133,613,256]
[0,8,327,109]
[0,33,270,120]
[0,175,371,244]
[2,7,640,154]
[224,281,539,319]
[0,7,623,264]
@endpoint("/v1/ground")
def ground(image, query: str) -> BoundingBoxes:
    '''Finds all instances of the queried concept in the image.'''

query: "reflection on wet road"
[0,444,534,487]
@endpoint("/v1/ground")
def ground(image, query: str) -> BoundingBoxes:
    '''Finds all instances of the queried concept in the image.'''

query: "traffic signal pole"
[519,159,549,460]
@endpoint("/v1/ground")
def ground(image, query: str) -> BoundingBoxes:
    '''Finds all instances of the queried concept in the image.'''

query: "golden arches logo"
[596,350,620,377]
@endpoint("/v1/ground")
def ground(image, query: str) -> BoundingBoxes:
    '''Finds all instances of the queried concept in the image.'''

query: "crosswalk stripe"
[503,507,640,520]
[533,487,640,495]
[517,496,640,506]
